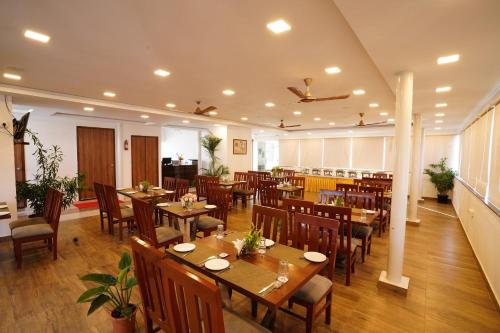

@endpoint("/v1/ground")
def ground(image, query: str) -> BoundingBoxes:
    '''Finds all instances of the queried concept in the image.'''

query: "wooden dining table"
[117,187,174,200]
[166,231,328,330]
[219,180,246,188]
[276,184,303,198]
[0,202,11,220]
[158,201,214,241]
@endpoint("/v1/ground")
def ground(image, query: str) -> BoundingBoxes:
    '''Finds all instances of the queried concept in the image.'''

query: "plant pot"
[111,310,136,333]
[437,194,449,204]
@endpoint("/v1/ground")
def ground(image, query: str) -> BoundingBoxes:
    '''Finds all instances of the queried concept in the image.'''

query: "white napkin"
[232,239,244,256]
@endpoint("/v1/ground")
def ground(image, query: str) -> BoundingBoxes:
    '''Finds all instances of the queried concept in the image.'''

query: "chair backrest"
[314,204,352,255]
[290,176,305,198]
[359,186,385,212]
[336,183,359,192]
[131,198,159,246]
[252,204,288,245]
[175,179,190,201]
[282,198,314,240]
[258,180,279,208]
[282,169,296,177]
[163,177,177,191]
[318,189,345,205]
[233,172,249,191]
[195,175,214,199]
[48,188,64,234]
[206,186,232,224]
[345,191,375,210]
[246,172,258,196]
[93,182,106,214]
[292,213,338,281]
[361,178,392,192]
[103,184,123,220]
[43,186,56,220]
[130,236,174,332]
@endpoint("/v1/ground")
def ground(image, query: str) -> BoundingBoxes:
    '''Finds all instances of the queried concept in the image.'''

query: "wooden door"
[14,143,27,208]
[77,127,116,200]
[131,135,159,186]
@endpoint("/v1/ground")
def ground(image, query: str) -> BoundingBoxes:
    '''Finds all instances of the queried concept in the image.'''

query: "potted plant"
[424,157,456,204]
[139,180,150,193]
[177,153,184,165]
[77,252,138,333]
[241,224,261,256]
[200,134,229,177]
[16,130,83,216]
[271,166,283,177]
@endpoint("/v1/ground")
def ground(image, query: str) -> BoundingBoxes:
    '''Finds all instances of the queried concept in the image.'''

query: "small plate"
[205,204,217,209]
[366,209,376,215]
[165,190,175,194]
[152,187,162,190]
[173,243,196,253]
[265,239,275,247]
[0,204,8,209]
[205,258,230,271]
[125,191,137,194]
[304,251,327,263]
[297,186,304,189]
[156,202,170,207]
[218,252,229,258]
[0,211,10,216]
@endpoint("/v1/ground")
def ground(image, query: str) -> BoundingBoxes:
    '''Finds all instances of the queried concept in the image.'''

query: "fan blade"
[366,121,389,126]
[365,122,394,127]
[313,94,350,102]
[287,87,306,99]
[202,106,217,113]
[285,124,301,128]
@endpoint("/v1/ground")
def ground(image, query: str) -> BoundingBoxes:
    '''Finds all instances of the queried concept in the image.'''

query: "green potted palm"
[77,252,138,333]
[201,134,229,177]
[424,157,456,204]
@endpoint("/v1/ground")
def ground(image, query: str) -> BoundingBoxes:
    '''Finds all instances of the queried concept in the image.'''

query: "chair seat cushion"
[223,308,271,333]
[9,217,47,230]
[12,224,54,239]
[120,207,134,219]
[292,274,332,304]
[197,216,223,230]
[351,225,373,238]
[155,226,183,244]
[233,188,253,195]
[337,236,358,253]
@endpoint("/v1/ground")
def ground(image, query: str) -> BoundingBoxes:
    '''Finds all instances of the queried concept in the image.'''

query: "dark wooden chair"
[318,189,345,205]
[103,184,135,241]
[162,176,177,191]
[290,176,305,199]
[195,175,219,201]
[132,198,183,249]
[336,183,359,192]
[94,182,107,232]
[9,186,55,231]
[284,213,339,333]
[197,187,232,237]
[175,178,190,201]
[282,198,314,241]
[258,180,280,208]
[359,186,387,237]
[252,204,288,245]
[232,172,253,208]
[345,191,375,261]
[314,204,358,285]
[12,188,63,269]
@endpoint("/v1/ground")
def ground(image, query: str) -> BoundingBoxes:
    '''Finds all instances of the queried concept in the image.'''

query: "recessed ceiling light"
[214,124,221,127]
[182,120,190,124]
[329,122,335,126]
[24,30,50,43]
[154,69,170,77]
[435,103,447,108]
[435,120,443,124]
[324,66,341,74]
[140,115,150,119]
[388,118,395,122]
[3,73,21,80]
[435,112,445,117]
[266,19,291,34]
[313,117,321,121]
[293,111,302,115]
[103,91,116,97]
[83,107,94,112]
[260,130,265,133]
[265,102,275,107]
[144,122,156,126]
[165,103,176,108]
[348,130,353,133]
[437,54,460,65]
[283,133,289,136]
[436,86,451,93]
[307,132,312,135]
[434,127,442,130]
[369,103,379,108]
[380,112,389,116]
[222,89,235,96]
[208,111,218,116]
[241,117,248,121]
[353,89,365,95]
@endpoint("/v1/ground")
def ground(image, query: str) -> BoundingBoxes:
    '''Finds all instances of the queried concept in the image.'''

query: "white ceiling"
[0,0,498,133]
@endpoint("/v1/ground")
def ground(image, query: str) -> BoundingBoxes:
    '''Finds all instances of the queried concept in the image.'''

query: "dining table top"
[219,180,246,187]
[276,184,303,193]
[117,187,174,200]
[157,201,214,219]
[166,231,328,311]
[0,202,11,220]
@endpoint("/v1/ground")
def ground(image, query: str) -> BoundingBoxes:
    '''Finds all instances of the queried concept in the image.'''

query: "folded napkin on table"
[232,239,244,257]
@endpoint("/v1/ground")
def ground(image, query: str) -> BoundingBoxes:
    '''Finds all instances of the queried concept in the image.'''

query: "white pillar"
[378,72,412,294]
[418,127,425,201]
[407,113,422,224]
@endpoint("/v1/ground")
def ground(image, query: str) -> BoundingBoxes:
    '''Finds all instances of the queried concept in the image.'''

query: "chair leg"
[305,304,314,333]
[361,238,366,263]
[346,254,351,286]
[52,236,58,260]
[325,292,332,325]
[378,220,382,237]
[119,220,123,241]
[145,317,154,333]
[14,241,22,269]
[288,299,294,309]
[367,235,372,255]
[47,238,52,251]
[99,212,104,231]
[251,300,258,317]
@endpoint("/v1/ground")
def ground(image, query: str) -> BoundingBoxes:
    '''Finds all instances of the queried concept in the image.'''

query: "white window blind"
[488,107,499,208]
[323,138,350,169]
[299,139,323,168]
[351,137,384,170]
[278,139,299,167]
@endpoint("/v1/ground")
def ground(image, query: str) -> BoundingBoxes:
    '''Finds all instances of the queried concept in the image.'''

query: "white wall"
[161,127,199,161]
[453,181,500,305]
[226,125,253,177]
[0,95,17,236]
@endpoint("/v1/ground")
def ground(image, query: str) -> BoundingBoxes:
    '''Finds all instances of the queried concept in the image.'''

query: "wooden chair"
[197,187,232,237]
[285,213,339,333]
[233,172,255,208]
[103,184,135,241]
[359,186,387,237]
[282,198,314,241]
[345,191,375,262]
[336,183,358,192]
[318,189,345,205]
[12,188,63,269]
[94,182,107,232]
[252,204,288,245]
[195,175,218,201]
[258,180,280,208]
[290,176,305,199]
[131,198,183,249]
[175,178,190,201]
[314,204,357,285]
[9,186,55,231]
[162,176,177,191]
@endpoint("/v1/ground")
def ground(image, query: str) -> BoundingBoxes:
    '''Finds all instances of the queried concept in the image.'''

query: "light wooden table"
[158,201,213,241]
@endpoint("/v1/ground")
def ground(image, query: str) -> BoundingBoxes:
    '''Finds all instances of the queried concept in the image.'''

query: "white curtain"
[279,139,299,167]
[488,107,499,208]
[351,137,384,170]
[299,139,323,168]
[323,138,350,169]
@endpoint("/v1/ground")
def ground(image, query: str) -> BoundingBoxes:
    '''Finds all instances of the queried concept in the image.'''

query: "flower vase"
[186,201,193,211]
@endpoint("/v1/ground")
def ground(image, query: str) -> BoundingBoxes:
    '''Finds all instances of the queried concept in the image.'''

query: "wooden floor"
[0,194,499,333]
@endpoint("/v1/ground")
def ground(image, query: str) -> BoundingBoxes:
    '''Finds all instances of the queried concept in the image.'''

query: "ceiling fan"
[334,113,393,129]
[287,78,350,103]
[278,119,301,129]
[194,101,217,115]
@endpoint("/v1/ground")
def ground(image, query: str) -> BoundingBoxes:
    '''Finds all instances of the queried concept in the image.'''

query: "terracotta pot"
[111,310,136,333]
[437,194,449,204]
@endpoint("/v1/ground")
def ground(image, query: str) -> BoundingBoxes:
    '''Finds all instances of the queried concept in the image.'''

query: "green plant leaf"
[118,252,132,270]
[117,267,130,285]
[77,286,108,303]
[80,273,117,285]
[87,294,110,316]
[125,277,138,289]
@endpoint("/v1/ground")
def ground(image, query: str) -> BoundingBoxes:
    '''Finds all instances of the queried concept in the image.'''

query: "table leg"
[218,283,232,310]
[261,306,277,330]
[190,216,200,241]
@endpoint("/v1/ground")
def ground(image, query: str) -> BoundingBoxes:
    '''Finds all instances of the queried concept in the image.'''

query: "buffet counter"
[300,175,355,193]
